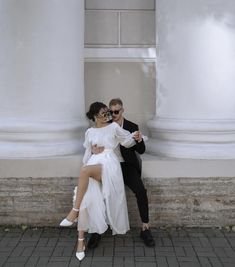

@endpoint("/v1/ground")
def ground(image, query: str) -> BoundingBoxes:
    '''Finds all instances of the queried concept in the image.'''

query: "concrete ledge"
[0,155,83,178]
[142,154,235,178]
[1,154,235,178]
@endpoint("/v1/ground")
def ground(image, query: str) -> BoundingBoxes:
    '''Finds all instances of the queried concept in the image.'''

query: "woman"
[60,102,140,261]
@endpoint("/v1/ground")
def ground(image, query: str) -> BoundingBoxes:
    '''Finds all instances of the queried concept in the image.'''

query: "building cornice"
[84,47,157,62]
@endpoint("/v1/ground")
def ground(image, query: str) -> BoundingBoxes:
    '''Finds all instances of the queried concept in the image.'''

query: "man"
[88,98,155,248]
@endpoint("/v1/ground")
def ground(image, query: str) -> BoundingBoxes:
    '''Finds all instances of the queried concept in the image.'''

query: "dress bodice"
[82,122,135,165]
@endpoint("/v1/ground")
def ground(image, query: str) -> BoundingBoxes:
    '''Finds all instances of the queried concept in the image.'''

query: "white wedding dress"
[76,122,136,235]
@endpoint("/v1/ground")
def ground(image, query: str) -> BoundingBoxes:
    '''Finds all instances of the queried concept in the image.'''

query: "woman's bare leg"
[66,164,102,221]
[75,230,86,261]
[77,230,85,251]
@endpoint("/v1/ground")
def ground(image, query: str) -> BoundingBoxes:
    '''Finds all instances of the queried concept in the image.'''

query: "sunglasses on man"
[109,108,122,115]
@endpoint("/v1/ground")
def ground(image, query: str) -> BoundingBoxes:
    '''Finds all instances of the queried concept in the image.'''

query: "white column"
[147,0,235,159]
[0,0,87,157]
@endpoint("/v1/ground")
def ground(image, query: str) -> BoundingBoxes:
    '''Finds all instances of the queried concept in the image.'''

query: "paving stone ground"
[0,226,235,267]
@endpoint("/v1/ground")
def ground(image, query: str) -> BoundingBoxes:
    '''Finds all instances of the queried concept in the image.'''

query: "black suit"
[120,119,149,223]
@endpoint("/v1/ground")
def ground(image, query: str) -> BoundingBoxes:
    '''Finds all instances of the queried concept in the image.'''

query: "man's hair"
[109,98,123,107]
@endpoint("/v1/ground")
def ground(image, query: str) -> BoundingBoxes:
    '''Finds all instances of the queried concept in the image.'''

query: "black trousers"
[121,162,149,223]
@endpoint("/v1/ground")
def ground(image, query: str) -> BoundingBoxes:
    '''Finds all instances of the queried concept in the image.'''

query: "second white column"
[147,0,235,159]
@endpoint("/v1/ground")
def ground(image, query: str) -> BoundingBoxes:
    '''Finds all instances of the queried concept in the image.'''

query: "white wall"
[85,62,156,134]
[84,0,156,134]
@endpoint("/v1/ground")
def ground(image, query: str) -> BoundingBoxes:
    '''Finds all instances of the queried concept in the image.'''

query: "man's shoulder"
[123,118,138,130]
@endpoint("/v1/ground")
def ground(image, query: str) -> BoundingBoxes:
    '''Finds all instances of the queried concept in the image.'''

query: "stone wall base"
[1,176,235,227]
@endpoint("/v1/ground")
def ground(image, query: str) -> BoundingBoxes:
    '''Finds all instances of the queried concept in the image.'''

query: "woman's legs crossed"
[66,164,102,221]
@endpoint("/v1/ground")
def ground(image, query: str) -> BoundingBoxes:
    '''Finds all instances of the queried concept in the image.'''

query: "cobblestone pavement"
[1,226,235,267]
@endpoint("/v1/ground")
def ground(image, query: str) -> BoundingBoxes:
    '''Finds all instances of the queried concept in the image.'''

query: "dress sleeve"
[82,129,92,165]
[114,122,136,148]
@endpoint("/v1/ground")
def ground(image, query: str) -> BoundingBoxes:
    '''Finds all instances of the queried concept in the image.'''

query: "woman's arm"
[114,123,136,148]
[82,129,92,165]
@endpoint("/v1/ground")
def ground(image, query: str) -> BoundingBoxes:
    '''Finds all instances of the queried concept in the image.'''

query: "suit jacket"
[120,118,145,174]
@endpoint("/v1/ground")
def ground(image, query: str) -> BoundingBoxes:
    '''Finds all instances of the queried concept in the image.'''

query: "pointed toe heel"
[59,218,74,227]
[76,251,85,261]
[76,238,85,261]
[59,208,79,227]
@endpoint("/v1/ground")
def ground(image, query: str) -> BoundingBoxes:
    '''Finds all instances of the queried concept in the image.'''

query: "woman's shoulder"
[86,123,114,134]
[111,121,119,128]
[108,121,122,132]
[85,127,93,136]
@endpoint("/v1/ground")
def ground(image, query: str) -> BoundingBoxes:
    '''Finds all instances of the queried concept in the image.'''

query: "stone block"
[120,11,155,45]
[1,175,235,226]
[85,11,118,45]
[0,197,13,212]
[13,196,55,212]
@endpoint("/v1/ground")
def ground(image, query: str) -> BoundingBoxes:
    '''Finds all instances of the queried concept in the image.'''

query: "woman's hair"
[86,102,108,121]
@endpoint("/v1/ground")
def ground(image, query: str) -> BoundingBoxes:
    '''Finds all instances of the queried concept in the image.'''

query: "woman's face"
[95,107,109,123]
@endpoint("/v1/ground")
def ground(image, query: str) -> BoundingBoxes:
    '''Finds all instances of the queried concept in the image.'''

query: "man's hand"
[133,131,143,143]
[91,144,105,154]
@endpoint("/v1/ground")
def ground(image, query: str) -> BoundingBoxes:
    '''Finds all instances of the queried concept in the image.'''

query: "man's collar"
[120,117,124,128]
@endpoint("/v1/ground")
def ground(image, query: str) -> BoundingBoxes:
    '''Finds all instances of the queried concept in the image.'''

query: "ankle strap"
[72,207,79,212]
[78,238,84,241]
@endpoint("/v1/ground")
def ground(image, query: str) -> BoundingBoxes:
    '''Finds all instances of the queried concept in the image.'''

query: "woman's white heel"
[76,238,85,261]
[59,208,79,227]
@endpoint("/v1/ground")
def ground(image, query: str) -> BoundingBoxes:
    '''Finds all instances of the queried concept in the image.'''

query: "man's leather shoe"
[140,229,155,247]
[87,233,101,249]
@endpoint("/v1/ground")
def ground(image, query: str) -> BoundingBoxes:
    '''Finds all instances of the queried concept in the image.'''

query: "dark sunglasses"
[96,110,112,118]
[96,112,109,118]
[110,109,122,115]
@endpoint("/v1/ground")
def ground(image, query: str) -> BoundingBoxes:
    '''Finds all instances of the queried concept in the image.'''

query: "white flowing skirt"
[76,149,130,235]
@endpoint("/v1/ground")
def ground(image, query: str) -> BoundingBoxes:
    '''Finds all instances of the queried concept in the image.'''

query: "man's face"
[109,104,124,122]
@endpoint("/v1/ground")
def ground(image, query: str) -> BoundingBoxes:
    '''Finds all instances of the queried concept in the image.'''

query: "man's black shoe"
[140,229,155,247]
[87,233,101,249]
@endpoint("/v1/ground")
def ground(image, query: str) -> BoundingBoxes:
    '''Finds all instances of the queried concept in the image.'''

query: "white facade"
[1,0,235,228]
[0,0,235,161]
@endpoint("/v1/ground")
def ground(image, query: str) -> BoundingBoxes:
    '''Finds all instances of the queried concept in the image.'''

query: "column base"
[147,118,235,159]
[0,118,88,158]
